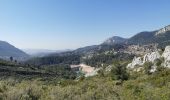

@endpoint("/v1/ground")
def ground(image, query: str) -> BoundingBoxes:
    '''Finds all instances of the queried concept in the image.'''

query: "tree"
[111,64,129,81]
[98,69,105,77]
[143,62,153,75]
[14,60,17,63]
[10,57,13,62]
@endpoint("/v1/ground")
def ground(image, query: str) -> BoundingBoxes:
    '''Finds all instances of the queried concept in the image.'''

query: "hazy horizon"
[1,0,170,50]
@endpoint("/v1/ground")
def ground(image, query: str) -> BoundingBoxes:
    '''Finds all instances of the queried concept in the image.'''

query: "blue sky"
[0,0,170,50]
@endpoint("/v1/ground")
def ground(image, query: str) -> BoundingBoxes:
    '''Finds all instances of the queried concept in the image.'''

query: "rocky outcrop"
[127,51,161,69]
[127,45,170,72]
[162,46,170,60]
[162,46,170,68]
[143,51,161,63]
[127,57,143,68]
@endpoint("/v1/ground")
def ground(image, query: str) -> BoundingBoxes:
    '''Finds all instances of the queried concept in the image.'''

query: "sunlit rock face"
[127,45,170,72]
[156,25,170,35]
[162,46,170,61]
[127,57,143,69]
[143,51,161,63]
[162,46,170,68]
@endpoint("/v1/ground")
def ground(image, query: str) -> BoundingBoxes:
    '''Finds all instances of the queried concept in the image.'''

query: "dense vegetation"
[26,54,81,66]
[0,59,76,80]
[82,52,134,67]
[25,44,127,67]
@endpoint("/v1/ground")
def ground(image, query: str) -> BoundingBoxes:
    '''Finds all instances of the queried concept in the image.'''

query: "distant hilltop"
[103,24,170,48]
[156,25,170,35]
[0,41,29,61]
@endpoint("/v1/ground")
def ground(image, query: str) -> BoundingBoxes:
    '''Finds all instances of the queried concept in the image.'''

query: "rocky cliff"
[162,46,170,68]
[127,46,170,72]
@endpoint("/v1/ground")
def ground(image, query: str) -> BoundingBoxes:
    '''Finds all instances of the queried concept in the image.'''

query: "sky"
[0,0,170,50]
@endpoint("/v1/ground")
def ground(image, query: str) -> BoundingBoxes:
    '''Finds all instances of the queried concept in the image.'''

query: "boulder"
[150,65,157,73]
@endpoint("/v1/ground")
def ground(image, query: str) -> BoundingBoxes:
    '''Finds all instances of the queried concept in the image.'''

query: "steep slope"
[127,25,170,48]
[127,31,156,45]
[0,41,29,60]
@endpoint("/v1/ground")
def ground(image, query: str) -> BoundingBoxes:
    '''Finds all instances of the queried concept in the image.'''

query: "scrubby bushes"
[143,62,153,75]
[0,77,121,100]
[111,64,129,81]
[1,57,170,99]
[0,67,170,100]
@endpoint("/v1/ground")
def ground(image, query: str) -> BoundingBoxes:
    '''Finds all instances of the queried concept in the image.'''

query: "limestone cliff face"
[162,46,170,60]
[143,51,161,63]
[127,51,161,69]
[162,46,170,68]
[127,57,143,68]
[127,45,170,72]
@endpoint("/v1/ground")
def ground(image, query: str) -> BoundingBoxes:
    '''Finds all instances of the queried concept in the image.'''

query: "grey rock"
[162,46,170,68]
[127,57,143,68]
[143,51,161,63]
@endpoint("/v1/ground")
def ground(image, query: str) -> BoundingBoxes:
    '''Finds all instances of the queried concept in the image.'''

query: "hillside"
[0,41,29,60]
[127,25,170,48]
[98,25,170,49]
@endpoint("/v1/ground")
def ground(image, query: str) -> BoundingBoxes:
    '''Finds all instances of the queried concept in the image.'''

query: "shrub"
[111,64,129,81]
[154,58,162,67]
[143,62,153,75]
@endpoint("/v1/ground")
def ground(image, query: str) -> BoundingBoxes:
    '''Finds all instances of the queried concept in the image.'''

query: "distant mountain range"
[0,41,29,60]
[49,24,170,57]
[103,25,170,48]
[25,24,170,66]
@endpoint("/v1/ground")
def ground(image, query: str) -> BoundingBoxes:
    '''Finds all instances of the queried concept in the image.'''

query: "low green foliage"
[0,68,170,100]
[143,62,153,75]
[111,64,129,81]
